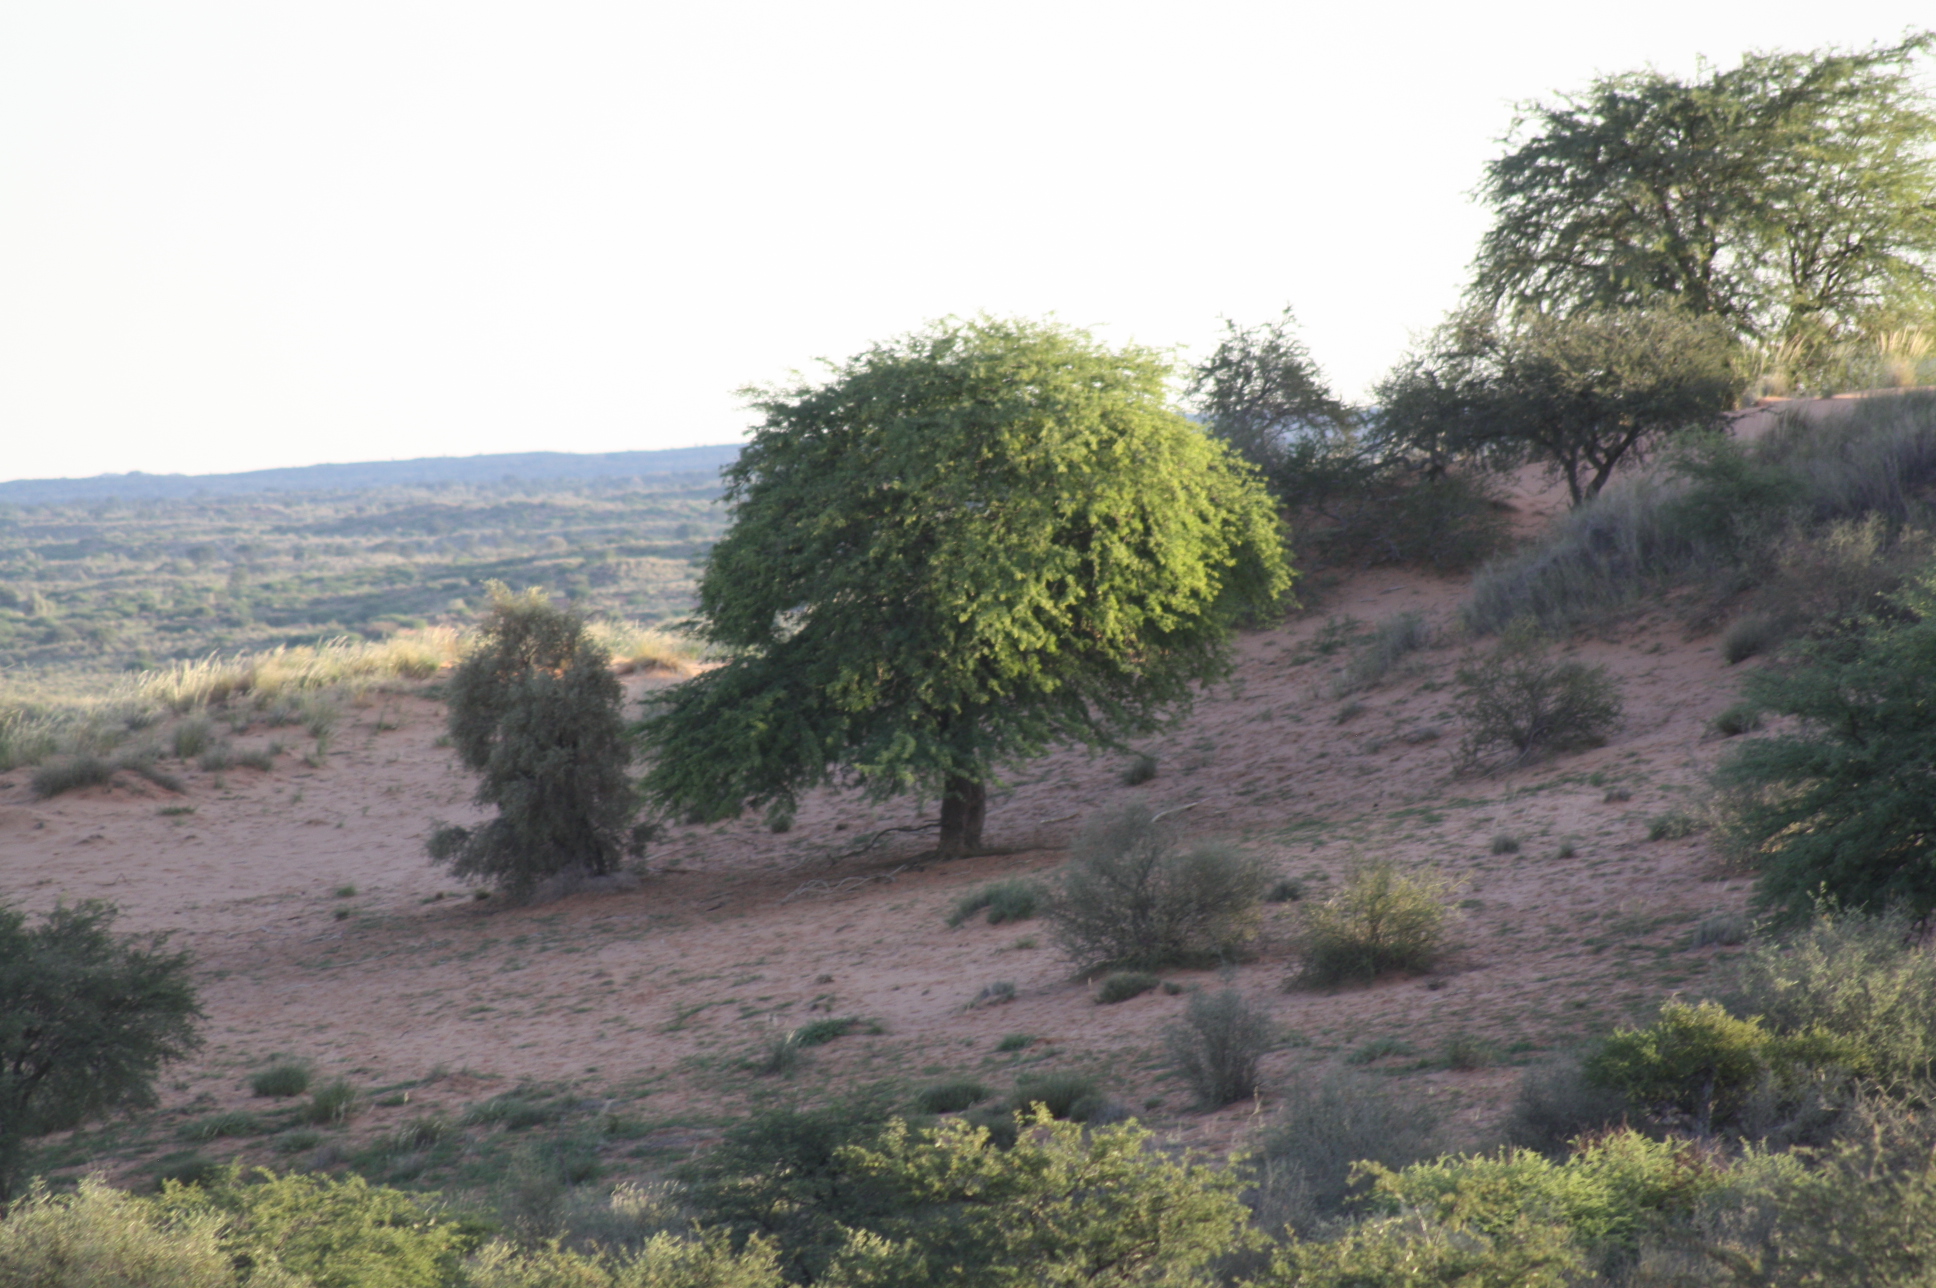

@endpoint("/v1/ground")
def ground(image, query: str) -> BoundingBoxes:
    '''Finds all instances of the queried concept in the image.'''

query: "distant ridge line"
[0,444,746,505]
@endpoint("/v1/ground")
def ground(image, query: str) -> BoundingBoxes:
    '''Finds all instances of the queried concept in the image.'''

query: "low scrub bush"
[1252,1076,1443,1227]
[30,753,114,799]
[1489,832,1520,854]
[1647,811,1701,840]
[170,717,214,761]
[1711,702,1763,736]
[1296,861,1452,987]
[1164,988,1270,1108]
[1505,1059,1634,1156]
[299,1079,358,1126]
[1585,1000,1779,1135]
[464,1094,556,1130]
[0,1175,237,1283]
[1006,1072,1106,1122]
[1095,971,1160,1004]
[757,1031,802,1078]
[1691,910,1751,948]
[1048,805,1268,973]
[1440,1032,1499,1071]
[1346,1036,1417,1066]
[1120,753,1159,786]
[1265,877,1303,903]
[196,743,234,772]
[945,879,1044,928]
[914,1080,992,1114]
[1453,627,1622,770]
[1339,612,1433,693]
[1723,613,1784,663]
[180,1111,260,1142]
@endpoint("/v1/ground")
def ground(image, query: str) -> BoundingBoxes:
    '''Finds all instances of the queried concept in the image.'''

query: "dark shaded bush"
[1095,971,1160,1004]
[0,899,203,1200]
[1007,1072,1105,1122]
[430,583,635,899]
[1454,627,1622,770]
[1252,1076,1443,1228]
[914,1080,992,1114]
[30,753,113,799]
[1265,877,1303,903]
[1296,862,1452,987]
[1121,753,1159,786]
[1340,612,1434,693]
[1048,805,1267,973]
[1164,988,1270,1108]
[945,880,1044,928]
[250,1063,311,1098]
[1711,702,1763,735]
[1505,1059,1634,1156]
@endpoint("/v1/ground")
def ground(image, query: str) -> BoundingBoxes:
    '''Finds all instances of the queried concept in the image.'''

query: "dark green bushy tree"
[0,900,202,1199]
[639,317,1291,857]
[1187,308,1360,504]
[1470,36,1936,355]
[1377,309,1741,504]
[1718,567,1936,921]
[430,584,635,897]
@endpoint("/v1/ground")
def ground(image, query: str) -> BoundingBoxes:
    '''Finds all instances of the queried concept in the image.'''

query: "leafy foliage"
[1718,566,1936,920]
[1186,307,1360,504]
[639,317,1292,856]
[1296,862,1451,987]
[1453,627,1622,769]
[431,583,635,897]
[0,900,202,1199]
[1585,1001,1783,1136]
[1377,309,1742,504]
[1469,36,1936,359]
[822,1109,1255,1288]
[1048,805,1268,972]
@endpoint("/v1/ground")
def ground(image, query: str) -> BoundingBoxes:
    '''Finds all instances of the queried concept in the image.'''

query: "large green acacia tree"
[640,318,1292,857]
[1471,36,1936,355]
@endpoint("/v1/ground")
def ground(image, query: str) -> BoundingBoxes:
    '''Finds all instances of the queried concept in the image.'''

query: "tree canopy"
[0,900,202,1199]
[639,318,1291,856]
[1186,308,1359,504]
[1470,36,1936,357]
[1376,308,1740,503]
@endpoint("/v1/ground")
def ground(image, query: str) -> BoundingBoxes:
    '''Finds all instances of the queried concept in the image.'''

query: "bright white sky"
[1,3,1927,483]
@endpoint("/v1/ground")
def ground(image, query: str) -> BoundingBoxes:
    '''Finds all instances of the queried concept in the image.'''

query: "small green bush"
[1297,862,1452,987]
[1647,811,1700,840]
[464,1094,554,1130]
[180,1111,260,1142]
[1095,971,1160,1004]
[995,1034,1035,1053]
[1490,833,1521,854]
[1049,805,1267,972]
[1253,1077,1442,1227]
[1008,1072,1104,1121]
[1723,614,1783,663]
[1585,1000,1773,1134]
[30,754,114,799]
[196,743,234,772]
[758,1032,802,1078]
[273,1129,323,1155]
[1164,988,1270,1107]
[299,1079,358,1126]
[1711,702,1764,736]
[1346,1037,1417,1066]
[171,717,213,761]
[945,879,1044,928]
[0,1176,237,1283]
[1340,612,1433,692]
[1121,753,1159,786]
[915,1080,992,1114]
[1454,627,1623,770]
[1265,877,1304,903]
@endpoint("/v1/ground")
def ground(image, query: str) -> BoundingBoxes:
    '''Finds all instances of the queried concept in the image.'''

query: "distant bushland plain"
[0,448,740,681]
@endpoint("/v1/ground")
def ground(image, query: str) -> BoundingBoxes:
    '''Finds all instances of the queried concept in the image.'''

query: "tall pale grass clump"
[136,630,463,713]
[585,621,701,674]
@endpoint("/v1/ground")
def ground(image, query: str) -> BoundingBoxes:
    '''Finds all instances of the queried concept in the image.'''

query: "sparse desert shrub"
[1440,1033,1499,1071]
[195,742,233,772]
[795,1016,878,1047]
[465,1094,555,1130]
[233,748,275,772]
[995,1033,1034,1053]
[0,1175,237,1285]
[757,1032,801,1078]
[272,1130,322,1155]
[1007,1072,1105,1122]
[1252,1077,1443,1227]
[1121,753,1159,786]
[30,753,114,799]
[1048,805,1268,972]
[298,1078,358,1126]
[1711,702,1763,736]
[1454,627,1622,770]
[1296,861,1452,987]
[915,1080,992,1114]
[1505,1059,1634,1156]
[945,879,1045,928]
[968,981,1016,1008]
[1691,911,1751,948]
[1723,613,1785,664]
[1164,988,1270,1108]
[431,583,637,898]
[1340,612,1433,692]
[1346,1037,1417,1066]
[1647,810,1700,840]
[1095,971,1160,1004]
[1490,832,1521,854]
[1265,877,1304,903]
[0,899,203,1200]
[170,717,214,761]
[180,1111,259,1142]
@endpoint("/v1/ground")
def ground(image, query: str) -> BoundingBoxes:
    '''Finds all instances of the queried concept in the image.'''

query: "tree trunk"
[936,775,986,859]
